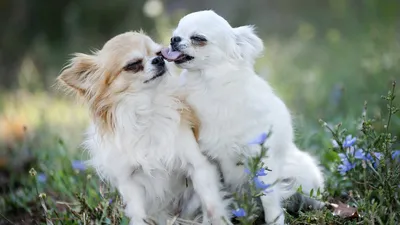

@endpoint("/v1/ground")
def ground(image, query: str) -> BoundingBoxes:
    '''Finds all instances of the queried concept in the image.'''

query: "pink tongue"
[161,48,182,61]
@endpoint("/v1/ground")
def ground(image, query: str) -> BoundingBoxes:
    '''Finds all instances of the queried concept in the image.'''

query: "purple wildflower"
[109,199,113,205]
[245,167,268,179]
[373,152,382,160]
[392,150,400,161]
[338,153,347,161]
[337,147,365,175]
[232,208,246,217]
[338,153,356,175]
[248,132,268,145]
[338,159,356,175]
[343,135,357,148]
[255,168,268,177]
[72,160,86,171]
[364,152,382,168]
[37,173,47,183]
[253,177,271,190]
[348,147,365,159]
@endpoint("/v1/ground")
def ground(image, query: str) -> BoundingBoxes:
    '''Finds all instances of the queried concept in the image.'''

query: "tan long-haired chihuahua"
[57,31,230,225]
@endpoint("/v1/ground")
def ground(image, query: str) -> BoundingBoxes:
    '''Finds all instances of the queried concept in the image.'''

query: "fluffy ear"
[232,25,264,63]
[57,53,98,95]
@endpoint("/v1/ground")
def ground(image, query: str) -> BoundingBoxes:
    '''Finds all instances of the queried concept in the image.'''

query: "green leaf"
[297,185,303,194]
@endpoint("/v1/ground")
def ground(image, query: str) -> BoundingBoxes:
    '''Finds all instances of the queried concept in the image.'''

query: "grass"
[3,87,398,225]
[1,27,399,224]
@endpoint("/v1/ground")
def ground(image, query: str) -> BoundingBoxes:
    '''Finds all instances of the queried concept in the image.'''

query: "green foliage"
[0,81,399,225]
[320,81,399,224]
[231,140,270,225]
[0,126,127,224]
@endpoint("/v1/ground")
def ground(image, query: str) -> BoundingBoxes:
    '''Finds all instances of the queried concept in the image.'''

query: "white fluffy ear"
[232,25,264,63]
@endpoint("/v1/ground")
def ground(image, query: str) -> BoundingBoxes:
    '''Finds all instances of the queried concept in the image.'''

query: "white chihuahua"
[57,31,230,225]
[162,10,325,224]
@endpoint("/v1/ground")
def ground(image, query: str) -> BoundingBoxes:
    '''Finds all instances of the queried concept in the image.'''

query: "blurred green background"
[0,0,399,223]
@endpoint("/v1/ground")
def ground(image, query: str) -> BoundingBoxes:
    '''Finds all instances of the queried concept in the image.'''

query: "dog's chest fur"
[84,91,190,214]
[181,67,296,190]
[183,70,275,154]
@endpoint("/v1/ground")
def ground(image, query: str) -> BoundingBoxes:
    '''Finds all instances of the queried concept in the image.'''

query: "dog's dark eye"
[156,51,162,56]
[190,35,207,42]
[124,60,143,72]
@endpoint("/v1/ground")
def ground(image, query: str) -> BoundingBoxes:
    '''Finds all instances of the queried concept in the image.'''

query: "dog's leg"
[118,179,148,225]
[215,146,288,224]
[217,153,247,191]
[179,191,203,220]
[189,159,231,225]
[259,177,285,225]
[257,155,287,225]
[179,126,231,225]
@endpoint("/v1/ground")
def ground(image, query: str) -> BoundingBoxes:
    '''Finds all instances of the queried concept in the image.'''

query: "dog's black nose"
[151,56,165,66]
[170,36,182,44]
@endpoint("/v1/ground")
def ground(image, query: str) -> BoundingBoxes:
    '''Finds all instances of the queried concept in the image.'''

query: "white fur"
[170,10,325,224]
[79,60,229,225]
[84,76,231,225]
